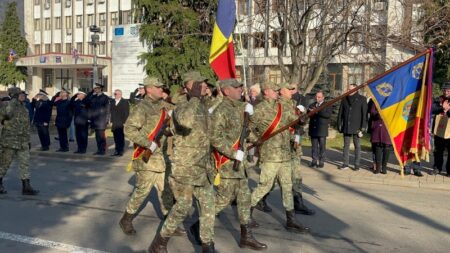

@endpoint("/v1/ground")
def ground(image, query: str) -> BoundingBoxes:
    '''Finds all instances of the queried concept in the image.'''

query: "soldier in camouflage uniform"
[249,81,309,234]
[192,78,266,250]
[0,88,39,195]
[119,77,182,236]
[149,78,215,253]
[171,71,206,104]
[204,81,223,114]
[279,83,315,216]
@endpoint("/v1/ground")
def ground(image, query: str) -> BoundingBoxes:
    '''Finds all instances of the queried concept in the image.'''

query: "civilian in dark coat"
[308,91,331,168]
[337,84,368,170]
[110,89,130,156]
[368,99,392,174]
[54,90,73,152]
[87,83,110,155]
[32,90,52,151]
[71,92,89,153]
[431,83,450,176]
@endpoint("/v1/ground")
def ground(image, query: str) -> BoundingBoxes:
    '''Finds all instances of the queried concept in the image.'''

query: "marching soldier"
[149,76,215,253]
[119,77,179,236]
[249,81,310,234]
[279,83,315,216]
[193,78,267,250]
[0,88,39,195]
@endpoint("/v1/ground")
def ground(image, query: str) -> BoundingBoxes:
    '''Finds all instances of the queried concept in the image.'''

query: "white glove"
[167,110,173,117]
[297,105,306,113]
[149,141,158,153]
[357,131,363,138]
[235,150,245,162]
[294,135,301,143]
[208,107,215,114]
[245,103,254,115]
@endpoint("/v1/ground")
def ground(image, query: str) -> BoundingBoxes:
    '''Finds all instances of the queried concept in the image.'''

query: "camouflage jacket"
[210,97,246,178]
[170,97,211,185]
[0,99,30,149]
[250,98,298,163]
[124,96,174,172]
[205,94,223,113]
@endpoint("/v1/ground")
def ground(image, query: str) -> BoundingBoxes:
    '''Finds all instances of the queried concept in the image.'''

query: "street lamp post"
[89,25,102,88]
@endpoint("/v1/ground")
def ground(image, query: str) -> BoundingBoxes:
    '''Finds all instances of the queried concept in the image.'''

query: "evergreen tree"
[0,2,28,86]
[134,0,217,85]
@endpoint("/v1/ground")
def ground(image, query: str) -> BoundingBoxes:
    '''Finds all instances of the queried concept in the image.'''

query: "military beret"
[442,82,450,90]
[261,80,280,91]
[182,71,208,83]
[143,76,165,88]
[217,78,243,88]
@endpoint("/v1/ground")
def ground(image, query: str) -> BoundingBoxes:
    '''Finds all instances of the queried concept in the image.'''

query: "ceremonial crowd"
[1,72,450,253]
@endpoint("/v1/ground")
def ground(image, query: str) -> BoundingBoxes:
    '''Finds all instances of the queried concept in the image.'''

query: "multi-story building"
[16,0,137,96]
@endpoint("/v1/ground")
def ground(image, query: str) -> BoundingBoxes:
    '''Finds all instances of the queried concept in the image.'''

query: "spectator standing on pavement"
[87,83,110,155]
[249,83,262,106]
[32,89,52,151]
[54,89,73,152]
[110,89,129,156]
[337,83,367,171]
[308,90,331,168]
[368,99,392,174]
[431,82,450,176]
[71,91,89,154]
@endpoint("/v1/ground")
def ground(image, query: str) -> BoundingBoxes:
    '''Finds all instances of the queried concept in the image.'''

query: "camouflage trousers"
[0,147,30,179]
[215,178,251,225]
[251,161,293,211]
[161,178,215,243]
[125,170,173,216]
[291,153,303,195]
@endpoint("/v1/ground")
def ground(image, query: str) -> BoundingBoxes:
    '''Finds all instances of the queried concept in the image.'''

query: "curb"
[30,150,131,163]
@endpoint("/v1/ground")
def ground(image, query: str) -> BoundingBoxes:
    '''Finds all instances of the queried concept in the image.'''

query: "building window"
[55,17,61,29]
[272,31,280,48]
[66,16,72,29]
[45,18,51,30]
[111,12,118,25]
[99,13,106,26]
[66,43,72,54]
[99,42,106,55]
[76,42,83,54]
[55,43,61,52]
[76,15,82,28]
[122,11,131,24]
[43,69,53,88]
[45,44,51,53]
[88,14,95,26]
[34,44,41,54]
[237,0,248,16]
[34,0,40,5]
[347,64,364,85]
[55,0,61,3]
[34,19,41,31]
[253,32,265,48]
[254,0,267,15]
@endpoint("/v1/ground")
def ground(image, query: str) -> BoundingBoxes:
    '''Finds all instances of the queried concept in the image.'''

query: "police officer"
[71,91,89,153]
[32,89,52,151]
[0,88,39,195]
[54,89,73,152]
[149,76,215,253]
[431,82,450,176]
[87,83,110,155]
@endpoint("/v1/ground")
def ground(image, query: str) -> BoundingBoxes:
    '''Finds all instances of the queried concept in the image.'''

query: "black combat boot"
[285,210,310,234]
[201,242,215,253]
[293,192,315,216]
[189,221,201,245]
[255,194,272,213]
[0,178,6,194]
[249,207,260,228]
[21,179,39,195]
[119,211,136,235]
[148,233,170,253]
[239,224,268,251]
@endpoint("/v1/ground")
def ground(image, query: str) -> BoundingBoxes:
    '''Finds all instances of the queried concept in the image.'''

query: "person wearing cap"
[248,80,310,234]
[308,90,332,168]
[431,82,450,176]
[120,77,179,236]
[71,91,89,154]
[205,81,223,114]
[32,89,52,151]
[148,76,215,252]
[172,71,208,104]
[0,87,39,195]
[195,78,267,250]
[54,89,73,152]
[129,83,145,105]
[110,89,130,156]
[86,83,110,155]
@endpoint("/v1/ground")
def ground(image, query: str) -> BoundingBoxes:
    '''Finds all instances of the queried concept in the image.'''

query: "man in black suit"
[308,91,332,168]
[87,83,110,155]
[110,89,129,156]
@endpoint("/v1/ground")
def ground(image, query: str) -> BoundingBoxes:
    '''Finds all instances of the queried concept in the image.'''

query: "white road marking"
[0,231,109,253]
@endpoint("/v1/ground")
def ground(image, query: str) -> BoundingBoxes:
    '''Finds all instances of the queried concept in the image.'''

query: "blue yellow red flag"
[366,49,433,168]
[209,0,236,80]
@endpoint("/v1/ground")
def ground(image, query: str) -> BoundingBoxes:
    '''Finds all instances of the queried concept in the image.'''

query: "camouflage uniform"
[160,97,215,243]
[0,98,31,180]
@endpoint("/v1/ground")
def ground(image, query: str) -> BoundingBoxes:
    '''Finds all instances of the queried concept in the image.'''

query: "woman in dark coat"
[368,99,392,174]
[53,90,73,152]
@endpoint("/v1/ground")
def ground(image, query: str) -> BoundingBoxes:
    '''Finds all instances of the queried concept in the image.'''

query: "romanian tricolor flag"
[209,0,236,80]
[366,49,434,170]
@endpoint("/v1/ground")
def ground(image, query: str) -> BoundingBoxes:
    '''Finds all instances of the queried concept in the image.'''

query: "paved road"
[1,155,449,253]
